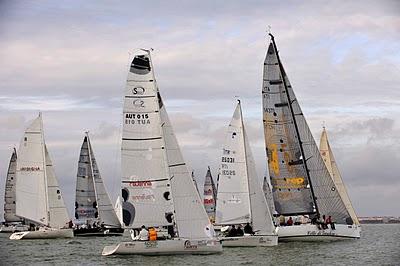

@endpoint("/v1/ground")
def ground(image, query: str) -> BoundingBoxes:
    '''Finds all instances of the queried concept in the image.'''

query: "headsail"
[320,127,359,225]
[160,94,215,239]
[45,145,70,228]
[15,115,48,226]
[75,136,97,222]
[263,175,276,216]
[3,148,23,223]
[203,167,217,223]
[215,103,251,225]
[262,34,351,223]
[121,50,174,229]
[86,134,121,227]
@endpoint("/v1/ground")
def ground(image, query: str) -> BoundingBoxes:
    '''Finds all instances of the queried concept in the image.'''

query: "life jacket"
[149,228,157,241]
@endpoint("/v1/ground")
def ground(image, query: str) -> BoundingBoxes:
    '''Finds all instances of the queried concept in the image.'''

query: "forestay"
[160,95,215,239]
[87,135,121,227]
[215,103,251,225]
[75,136,97,221]
[121,50,174,228]
[262,35,351,223]
[15,115,48,226]
[4,149,23,223]
[45,145,70,229]
[320,128,359,225]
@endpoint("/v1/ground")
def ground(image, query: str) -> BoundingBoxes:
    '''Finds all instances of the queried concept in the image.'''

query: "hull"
[74,227,124,237]
[220,235,278,247]
[278,224,361,242]
[0,224,29,233]
[102,239,223,256]
[9,228,74,240]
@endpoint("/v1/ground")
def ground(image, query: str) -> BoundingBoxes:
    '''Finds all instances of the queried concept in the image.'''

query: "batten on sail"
[319,127,359,225]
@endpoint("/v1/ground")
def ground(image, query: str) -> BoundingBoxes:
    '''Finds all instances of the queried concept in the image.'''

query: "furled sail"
[203,167,217,223]
[215,103,251,225]
[121,50,174,229]
[45,145,70,228]
[262,35,351,223]
[319,127,359,225]
[86,134,121,227]
[75,136,97,221]
[3,148,23,223]
[15,115,48,226]
[160,95,215,239]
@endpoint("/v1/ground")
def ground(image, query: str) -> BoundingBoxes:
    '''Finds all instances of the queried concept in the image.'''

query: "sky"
[0,0,399,220]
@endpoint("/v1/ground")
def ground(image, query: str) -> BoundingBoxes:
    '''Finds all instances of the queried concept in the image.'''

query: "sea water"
[0,224,399,265]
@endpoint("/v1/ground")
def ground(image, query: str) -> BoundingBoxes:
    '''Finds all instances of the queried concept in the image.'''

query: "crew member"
[149,227,157,241]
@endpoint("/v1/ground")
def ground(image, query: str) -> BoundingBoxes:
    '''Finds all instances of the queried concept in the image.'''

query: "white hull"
[220,235,278,247]
[102,239,222,256]
[9,228,74,240]
[277,224,361,242]
[0,224,29,233]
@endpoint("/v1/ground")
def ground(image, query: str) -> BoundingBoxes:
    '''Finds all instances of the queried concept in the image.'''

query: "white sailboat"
[203,167,217,223]
[262,34,360,241]
[319,127,360,225]
[74,133,123,236]
[215,101,277,247]
[10,114,73,240]
[102,50,222,255]
[0,148,29,233]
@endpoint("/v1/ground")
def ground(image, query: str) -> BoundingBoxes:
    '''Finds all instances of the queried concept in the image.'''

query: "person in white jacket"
[131,225,149,241]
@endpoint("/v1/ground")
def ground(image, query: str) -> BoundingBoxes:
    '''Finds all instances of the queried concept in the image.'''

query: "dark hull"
[74,227,124,237]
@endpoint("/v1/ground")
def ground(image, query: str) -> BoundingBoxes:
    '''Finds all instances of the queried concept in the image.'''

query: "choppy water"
[0,224,399,265]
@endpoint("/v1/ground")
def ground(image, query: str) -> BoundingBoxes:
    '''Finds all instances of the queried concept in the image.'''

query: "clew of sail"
[86,134,121,227]
[15,115,48,226]
[263,35,351,224]
[45,145,70,229]
[215,103,251,225]
[121,50,174,229]
[4,148,23,223]
[75,136,97,222]
[320,128,359,225]
[160,94,215,239]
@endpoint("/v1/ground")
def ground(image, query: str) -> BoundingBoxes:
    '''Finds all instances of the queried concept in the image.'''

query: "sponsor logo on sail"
[20,167,40,171]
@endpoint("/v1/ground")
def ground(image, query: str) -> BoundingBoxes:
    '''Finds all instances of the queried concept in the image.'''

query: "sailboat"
[10,114,73,240]
[0,149,29,233]
[203,167,217,223]
[74,133,123,236]
[102,49,222,255]
[215,101,278,247]
[319,127,360,225]
[262,34,360,241]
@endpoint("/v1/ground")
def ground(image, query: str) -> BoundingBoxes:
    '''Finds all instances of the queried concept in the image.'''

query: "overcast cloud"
[1,0,399,219]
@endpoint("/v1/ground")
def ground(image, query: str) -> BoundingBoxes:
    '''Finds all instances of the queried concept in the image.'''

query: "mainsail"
[3,148,23,223]
[215,103,251,225]
[121,50,214,240]
[75,134,121,227]
[15,114,70,227]
[75,136,97,221]
[216,101,275,235]
[319,127,359,225]
[203,167,217,223]
[262,34,351,224]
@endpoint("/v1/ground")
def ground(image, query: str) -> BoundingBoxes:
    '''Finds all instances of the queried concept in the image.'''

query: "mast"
[268,34,319,216]
[238,100,253,224]
[39,112,51,226]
